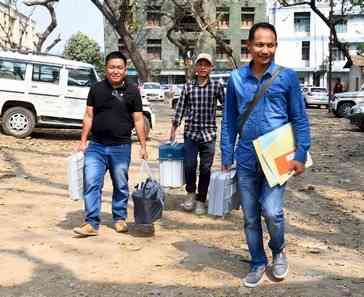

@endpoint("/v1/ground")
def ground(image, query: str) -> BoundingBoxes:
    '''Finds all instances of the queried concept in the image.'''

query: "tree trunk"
[193,0,216,59]
[118,25,151,82]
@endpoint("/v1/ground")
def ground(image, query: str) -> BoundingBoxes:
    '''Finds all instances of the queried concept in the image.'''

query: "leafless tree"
[89,0,151,81]
[23,0,61,53]
[163,0,236,81]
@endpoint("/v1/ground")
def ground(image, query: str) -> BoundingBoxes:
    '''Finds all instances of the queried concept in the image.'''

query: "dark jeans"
[184,137,215,202]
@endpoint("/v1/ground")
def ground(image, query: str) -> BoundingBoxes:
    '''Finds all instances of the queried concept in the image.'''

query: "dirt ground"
[0,104,363,297]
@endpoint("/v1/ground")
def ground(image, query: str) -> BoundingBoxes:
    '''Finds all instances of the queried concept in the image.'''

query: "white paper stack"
[67,152,84,200]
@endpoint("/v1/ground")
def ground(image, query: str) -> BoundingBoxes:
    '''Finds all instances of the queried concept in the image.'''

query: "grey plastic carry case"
[207,170,240,217]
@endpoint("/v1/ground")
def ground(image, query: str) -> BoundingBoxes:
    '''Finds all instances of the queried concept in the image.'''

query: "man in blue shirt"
[221,23,310,287]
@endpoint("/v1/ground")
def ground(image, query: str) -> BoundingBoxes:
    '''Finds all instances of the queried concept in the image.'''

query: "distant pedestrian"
[73,51,148,237]
[333,78,344,94]
[221,22,311,287]
[170,53,224,215]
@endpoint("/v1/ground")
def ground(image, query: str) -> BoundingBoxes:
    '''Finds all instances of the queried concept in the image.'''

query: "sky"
[18,0,105,54]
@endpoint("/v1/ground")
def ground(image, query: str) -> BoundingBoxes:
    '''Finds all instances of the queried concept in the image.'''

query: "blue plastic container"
[159,142,184,160]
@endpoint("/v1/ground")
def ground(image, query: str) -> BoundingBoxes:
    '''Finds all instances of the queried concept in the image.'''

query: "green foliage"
[63,32,104,75]
[357,43,364,56]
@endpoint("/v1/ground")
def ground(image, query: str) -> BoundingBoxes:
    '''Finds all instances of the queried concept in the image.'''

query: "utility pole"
[328,0,334,112]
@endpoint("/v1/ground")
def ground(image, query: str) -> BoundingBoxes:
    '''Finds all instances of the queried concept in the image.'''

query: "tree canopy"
[63,32,104,74]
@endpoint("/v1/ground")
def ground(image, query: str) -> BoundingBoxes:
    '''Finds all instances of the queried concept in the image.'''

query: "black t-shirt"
[87,78,143,145]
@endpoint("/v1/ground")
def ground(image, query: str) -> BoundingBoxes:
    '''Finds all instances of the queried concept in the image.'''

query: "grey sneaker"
[243,266,266,288]
[181,193,196,211]
[272,252,288,279]
[194,201,206,215]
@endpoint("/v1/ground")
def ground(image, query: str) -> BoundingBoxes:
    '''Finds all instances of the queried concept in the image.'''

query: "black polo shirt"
[87,78,143,145]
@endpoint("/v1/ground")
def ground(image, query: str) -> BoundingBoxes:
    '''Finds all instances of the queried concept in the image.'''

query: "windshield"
[143,83,160,89]
[311,88,327,93]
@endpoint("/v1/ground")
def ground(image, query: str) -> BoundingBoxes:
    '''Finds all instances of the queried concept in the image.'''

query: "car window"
[0,60,26,80]
[144,83,160,89]
[311,88,327,93]
[32,64,61,84]
[67,68,97,87]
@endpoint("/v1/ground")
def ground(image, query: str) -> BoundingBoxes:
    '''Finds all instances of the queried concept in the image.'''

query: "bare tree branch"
[24,0,60,53]
[90,0,151,81]
[191,0,237,68]
[45,33,61,52]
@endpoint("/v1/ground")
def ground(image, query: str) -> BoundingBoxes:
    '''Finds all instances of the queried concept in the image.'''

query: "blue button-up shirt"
[220,62,311,171]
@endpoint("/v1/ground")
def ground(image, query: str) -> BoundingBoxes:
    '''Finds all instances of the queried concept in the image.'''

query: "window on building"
[302,41,310,60]
[241,7,255,28]
[32,64,60,84]
[67,68,97,87]
[118,38,129,59]
[216,40,230,60]
[332,47,345,61]
[179,14,200,32]
[241,40,250,61]
[146,5,161,27]
[0,60,26,80]
[294,12,310,32]
[216,7,229,28]
[147,39,162,60]
[335,19,347,33]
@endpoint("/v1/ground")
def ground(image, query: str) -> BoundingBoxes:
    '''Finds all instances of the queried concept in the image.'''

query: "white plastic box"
[207,170,240,217]
[159,142,185,188]
[159,160,185,187]
[67,152,84,200]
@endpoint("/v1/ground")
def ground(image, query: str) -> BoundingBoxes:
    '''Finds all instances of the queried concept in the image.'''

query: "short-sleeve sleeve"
[86,86,96,107]
[132,87,143,112]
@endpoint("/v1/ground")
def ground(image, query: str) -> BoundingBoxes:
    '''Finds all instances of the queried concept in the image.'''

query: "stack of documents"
[253,123,312,187]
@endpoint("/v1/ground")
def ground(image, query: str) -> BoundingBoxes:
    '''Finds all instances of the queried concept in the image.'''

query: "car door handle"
[31,85,38,88]
[68,89,74,93]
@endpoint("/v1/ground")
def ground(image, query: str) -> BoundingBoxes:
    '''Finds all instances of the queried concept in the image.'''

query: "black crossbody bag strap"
[237,66,284,136]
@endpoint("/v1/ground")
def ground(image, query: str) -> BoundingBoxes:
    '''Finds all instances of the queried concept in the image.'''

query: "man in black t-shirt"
[73,51,147,237]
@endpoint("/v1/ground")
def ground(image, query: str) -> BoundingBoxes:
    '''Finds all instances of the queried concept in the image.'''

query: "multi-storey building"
[0,0,39,51]
[104,0,266,82]
[267,0,364,91]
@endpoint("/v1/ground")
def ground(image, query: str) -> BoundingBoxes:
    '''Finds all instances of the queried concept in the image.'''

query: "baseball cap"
[195,53,213,65]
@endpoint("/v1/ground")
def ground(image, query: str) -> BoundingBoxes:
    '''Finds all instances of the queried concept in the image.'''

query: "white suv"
[303,86,329,108]
[0,50,155,138]
[331,85,364,117]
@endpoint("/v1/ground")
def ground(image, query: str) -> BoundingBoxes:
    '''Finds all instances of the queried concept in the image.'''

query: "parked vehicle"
[303,86,329,108]
[0,50,155,138]
[140,82,164,102]
[348,102,364,131]
[331,85,364,117]
[170,84,184,109]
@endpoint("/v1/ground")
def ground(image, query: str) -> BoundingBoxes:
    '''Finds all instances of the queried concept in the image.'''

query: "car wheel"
[337,102,354,118]
[2,106,35,138]
[144,115,151,140]
[358,121,364,132]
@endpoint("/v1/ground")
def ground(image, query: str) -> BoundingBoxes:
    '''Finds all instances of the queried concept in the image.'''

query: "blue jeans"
[83,141,131,229]
[184,137,215,202]
[237,166,286,269]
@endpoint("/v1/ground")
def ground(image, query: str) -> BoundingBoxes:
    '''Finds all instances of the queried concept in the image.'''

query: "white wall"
[267,1,363,88]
